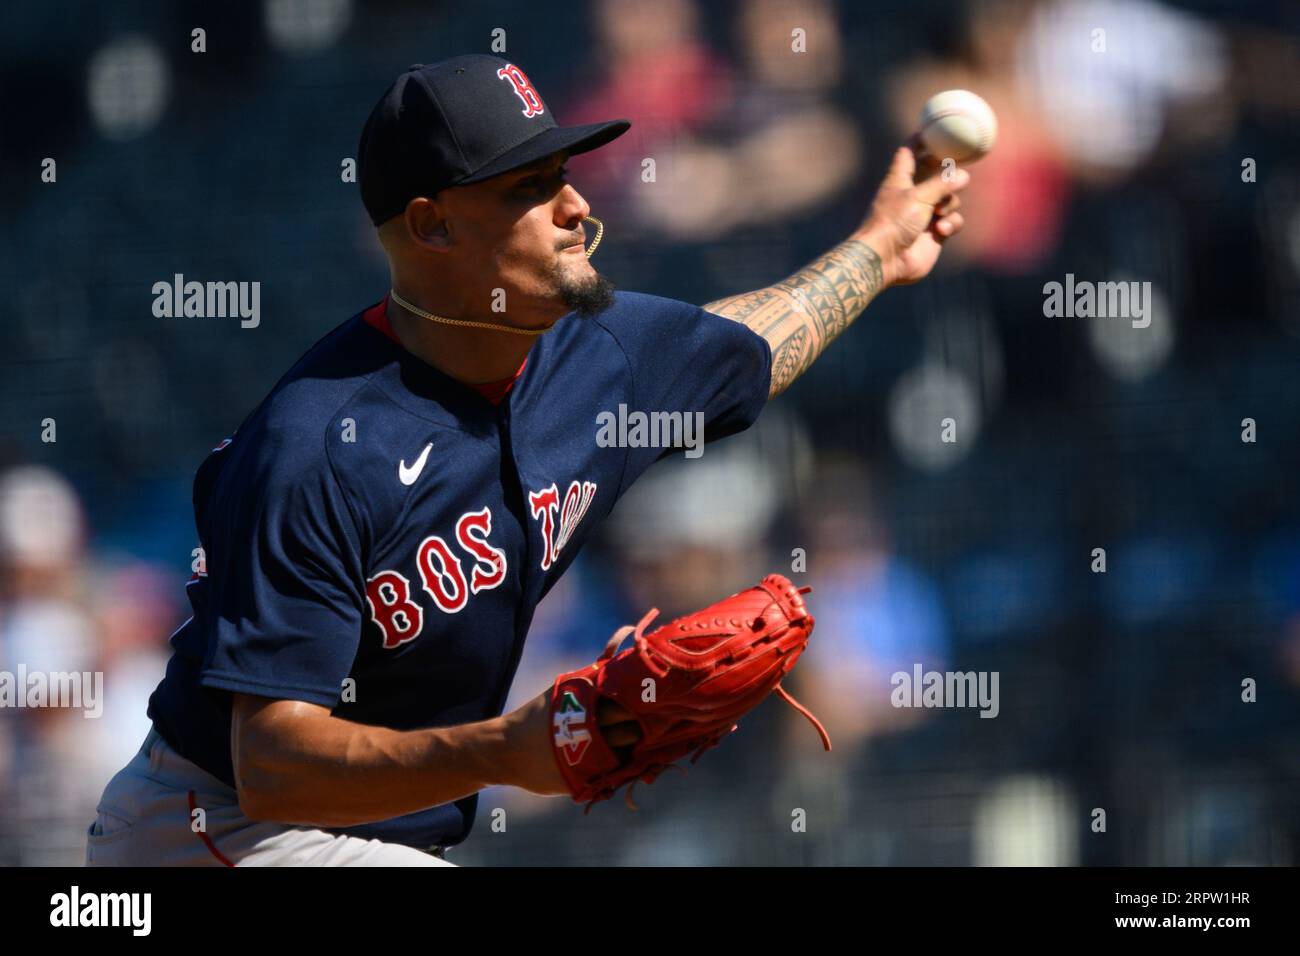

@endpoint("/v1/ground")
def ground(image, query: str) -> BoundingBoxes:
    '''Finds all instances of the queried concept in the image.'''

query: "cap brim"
[453,119,631,187]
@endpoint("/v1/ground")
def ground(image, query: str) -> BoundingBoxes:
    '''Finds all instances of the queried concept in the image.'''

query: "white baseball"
[917,90,997,164]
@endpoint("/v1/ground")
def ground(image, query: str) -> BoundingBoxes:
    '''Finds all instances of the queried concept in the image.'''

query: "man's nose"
[555,183,590,229]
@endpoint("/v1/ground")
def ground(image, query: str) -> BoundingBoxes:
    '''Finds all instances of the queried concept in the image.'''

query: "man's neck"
[385,295,537,385]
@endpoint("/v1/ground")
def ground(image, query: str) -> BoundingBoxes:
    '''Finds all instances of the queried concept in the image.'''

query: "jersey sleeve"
[196,433,366,707]
[596,294,772,485]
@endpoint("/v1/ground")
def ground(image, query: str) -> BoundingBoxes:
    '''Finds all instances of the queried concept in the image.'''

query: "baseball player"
[86,54,968,866]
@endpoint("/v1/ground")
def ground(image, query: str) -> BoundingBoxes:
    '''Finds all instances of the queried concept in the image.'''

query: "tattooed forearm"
[702,237,886,398]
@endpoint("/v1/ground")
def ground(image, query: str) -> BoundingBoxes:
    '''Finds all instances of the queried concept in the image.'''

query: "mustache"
[556,216,603,255]
[557,230,585,252]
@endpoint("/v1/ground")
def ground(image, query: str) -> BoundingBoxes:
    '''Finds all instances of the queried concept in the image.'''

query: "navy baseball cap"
[358,54,631,226]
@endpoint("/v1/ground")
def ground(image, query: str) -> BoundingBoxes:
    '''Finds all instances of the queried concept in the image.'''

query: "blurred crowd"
[2,0,1300,865]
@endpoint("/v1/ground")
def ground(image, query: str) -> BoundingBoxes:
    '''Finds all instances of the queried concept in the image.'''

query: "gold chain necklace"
[389,215,604,337]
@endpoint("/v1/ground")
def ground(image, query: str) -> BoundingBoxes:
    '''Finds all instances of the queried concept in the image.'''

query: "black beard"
[555,267,616,317]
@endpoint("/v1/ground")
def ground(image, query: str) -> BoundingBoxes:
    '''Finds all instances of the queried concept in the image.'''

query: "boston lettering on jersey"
[147,291,771,850]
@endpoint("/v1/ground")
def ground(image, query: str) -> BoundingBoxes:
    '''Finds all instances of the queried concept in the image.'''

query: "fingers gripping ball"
[549,573,831,810]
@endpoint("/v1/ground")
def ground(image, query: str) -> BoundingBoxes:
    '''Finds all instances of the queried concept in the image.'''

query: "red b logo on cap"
[497,63,544,118]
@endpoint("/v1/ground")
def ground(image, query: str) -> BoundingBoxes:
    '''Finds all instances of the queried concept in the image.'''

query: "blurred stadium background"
[2,0,1300,865]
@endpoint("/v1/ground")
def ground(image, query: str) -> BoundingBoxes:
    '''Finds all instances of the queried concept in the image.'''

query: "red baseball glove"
[548,573,831,810]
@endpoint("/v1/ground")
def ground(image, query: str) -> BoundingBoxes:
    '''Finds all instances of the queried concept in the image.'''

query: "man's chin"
[556,271,616,317]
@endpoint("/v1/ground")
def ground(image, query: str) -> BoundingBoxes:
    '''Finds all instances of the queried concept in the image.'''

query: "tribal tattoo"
[702,237,886,398]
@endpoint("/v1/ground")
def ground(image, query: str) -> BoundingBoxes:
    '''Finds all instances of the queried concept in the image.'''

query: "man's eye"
[520,168,568,191]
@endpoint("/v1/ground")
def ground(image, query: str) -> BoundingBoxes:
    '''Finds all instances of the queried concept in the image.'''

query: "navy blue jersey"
[147,291,771,849]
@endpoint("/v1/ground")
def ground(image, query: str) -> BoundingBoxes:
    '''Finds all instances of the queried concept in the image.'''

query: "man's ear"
[403,197,453,252]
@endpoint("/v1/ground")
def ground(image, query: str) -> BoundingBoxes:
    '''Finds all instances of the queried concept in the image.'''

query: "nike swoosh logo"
[398,442,433,486]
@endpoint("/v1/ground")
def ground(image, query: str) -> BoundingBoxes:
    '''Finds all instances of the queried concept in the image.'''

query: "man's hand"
[500,688,642,797]
[857,142,970,287]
